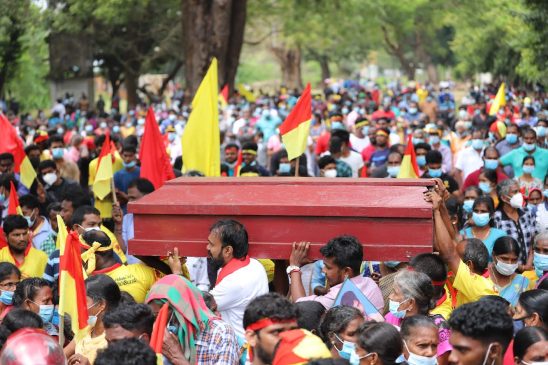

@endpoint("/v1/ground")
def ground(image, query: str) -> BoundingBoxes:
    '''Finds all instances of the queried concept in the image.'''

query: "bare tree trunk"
[319,55,330,82]
[125,70,139,109]
[271,46,303,89]
[181,0,247,96]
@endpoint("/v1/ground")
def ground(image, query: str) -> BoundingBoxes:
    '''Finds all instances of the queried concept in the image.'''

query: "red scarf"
[215,256,251,285]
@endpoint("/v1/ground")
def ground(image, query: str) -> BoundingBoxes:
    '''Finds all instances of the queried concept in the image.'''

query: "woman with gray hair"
[384,270,451,365]
[494,179,538,271]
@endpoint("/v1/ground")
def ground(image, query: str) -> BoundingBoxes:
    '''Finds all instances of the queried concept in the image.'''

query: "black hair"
[0,173,17,191]
[320,235,363,275]
[103,303,154,337]
[448,300,513,350]
[0,262,20,282]
[18,194,40,211]
[400,315,437,340]
[513,326,547,360]
[24,144,40,155]
[306,360,350,365]
[331,129,350,144]
[123,135,138,149]
[492,236,520,257]
[517,289,548,325]
[95,134,107,148]
[409,253,447,299]
[473,196,495,215]
[414,143,431,152]
[425,150,442,165]
[13,278,51,307]
[463,238,489,273]
[209,219,248,259]
[128,178,155,195]
[241,141,258,151]
[72,205,101,226]
[482,146,500,159]
[478,295,510,307]
[480,168,498,185]
[0,309,43,349]
[121,145,137,154]
[224,143,239,151]
[295,301,326,333]
[318,306,362,349]
[49,135,64,145]
[95,338,157,365]
[318,155,336,170]
[85,274,121,311]
[243,293,298,330]
[0,153,14,163]
[522,128,537,139]
[201,291,217,312]
[522,155,535,166]
[82,229,111,248]
[2,215,28,235]
[38,159,57,173]
[329,136,343,155]
[46,202,62,214]
[61,185,91,213]
[357,322,402,365]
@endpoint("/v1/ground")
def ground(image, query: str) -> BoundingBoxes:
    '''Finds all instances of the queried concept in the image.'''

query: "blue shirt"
[500,146,548,180]
[461,227,507,260]
[114,166,141,193]
[370,148,390,167]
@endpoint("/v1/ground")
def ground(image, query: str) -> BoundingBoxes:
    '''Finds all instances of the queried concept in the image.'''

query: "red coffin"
[128,177,435,261]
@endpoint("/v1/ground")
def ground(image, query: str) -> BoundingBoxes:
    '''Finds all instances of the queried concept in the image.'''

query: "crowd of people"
[0,79,547,364]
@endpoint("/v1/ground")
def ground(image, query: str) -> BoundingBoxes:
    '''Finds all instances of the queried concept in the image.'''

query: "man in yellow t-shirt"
[88,135,123,219]
[0,215,47,279]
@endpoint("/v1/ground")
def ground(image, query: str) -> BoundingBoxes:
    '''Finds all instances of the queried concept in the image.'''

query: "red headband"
[246,318,297,332]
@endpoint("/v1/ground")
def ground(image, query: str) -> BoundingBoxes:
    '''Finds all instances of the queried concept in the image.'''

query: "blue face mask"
[463,199,474,213]
[472,212,490,227]
[505,134,518,144]
[0,193,6,205]
[412,138,424,145]
[113,125,120,133]
[334,334,358,362]
[471,139,484,150]
[534,252,548,277]
[416,155,426,167]
[123,161,137,169]
[38,304,54,323]
[522,142,536,152]
[429,135,440,145]
[0,290,14,305]
[536,126,546,137]
[387,166,400,178]
[361,126,370,136]
[331,121,345,131]
[52,148,64,160]
[522,165,535,175]
[278,163,291,174]
[408,108,418,114]
[544,189,548,198]
[428,168,442,178]
[484,159,498,170]
[479,182,492,194]
[388,299,409,319]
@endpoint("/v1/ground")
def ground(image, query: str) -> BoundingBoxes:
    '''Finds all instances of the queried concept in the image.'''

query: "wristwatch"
[286,265,301,275]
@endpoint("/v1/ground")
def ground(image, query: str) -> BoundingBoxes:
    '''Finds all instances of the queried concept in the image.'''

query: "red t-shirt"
[315,132,331,155]
[361,145,377,163]
[461,167,509,192]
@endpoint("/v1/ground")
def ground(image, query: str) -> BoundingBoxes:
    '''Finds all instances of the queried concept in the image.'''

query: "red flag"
[220,84,229,103]
[0,114,25,174]
[396,135,420,178]
[59,231,89,338]
[150,302,169,358]
[234,150,243,177]
[140,107,175,189]
[7,181,22,216]
[96,132,112,172]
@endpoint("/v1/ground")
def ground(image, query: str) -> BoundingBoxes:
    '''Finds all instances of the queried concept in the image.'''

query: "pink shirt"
[385,313,452,357]
[297,276,384,313]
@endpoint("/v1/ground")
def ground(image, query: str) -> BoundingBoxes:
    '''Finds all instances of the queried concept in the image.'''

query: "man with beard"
[243,293,299,365]
[221,143,240,177]
[208,219,269,338]
[0,215,48,279]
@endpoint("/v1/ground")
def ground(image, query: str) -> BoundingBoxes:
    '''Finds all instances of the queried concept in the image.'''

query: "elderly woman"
[401,315,439,365]
[495,179,538,271]
[385,270,451,365]
[318,306,365,361]
[145,274,240,365]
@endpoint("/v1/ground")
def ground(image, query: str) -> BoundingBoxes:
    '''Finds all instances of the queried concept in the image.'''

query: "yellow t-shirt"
[453,261,498,307]
[430,285,453,320]
[76,331,107,364]
[99,263,158,303]
[0,246,48,279]
[88,153,124,219]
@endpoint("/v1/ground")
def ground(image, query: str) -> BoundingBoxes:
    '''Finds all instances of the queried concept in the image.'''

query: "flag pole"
[111,178,118,205]
[58,314,65,345]
[294,156,299,177]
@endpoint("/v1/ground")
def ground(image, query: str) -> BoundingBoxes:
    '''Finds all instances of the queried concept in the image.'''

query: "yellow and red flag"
[92,132,113,200]
[397,135,420,178]
[280,83,312,161]
[150,302,170,365]
[0,114,37,189]
[219,84,229,108]
[59,230,89,341]
[489,83,506,116]
[7,181,22,216]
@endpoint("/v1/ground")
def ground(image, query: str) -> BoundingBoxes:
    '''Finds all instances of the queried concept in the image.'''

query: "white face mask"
[324,169,337,178]
[509,193,524,209]
[43,172,57,186]
[494,258,518,276]
[404,341,437,365]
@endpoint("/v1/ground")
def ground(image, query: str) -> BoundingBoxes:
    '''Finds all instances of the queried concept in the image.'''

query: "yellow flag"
[92,154,113,200]
[237,83,256,102]
[56,214,68,251]
[20,156,37,189]
[489,83,506,116]
[182,58,221,176]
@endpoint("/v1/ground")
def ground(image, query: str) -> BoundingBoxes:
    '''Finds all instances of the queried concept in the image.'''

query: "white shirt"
[210,258,268,338]
[340,150,365,177]
[455,146,484,180]
[349,134,370,154]
[186,257,210,291]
